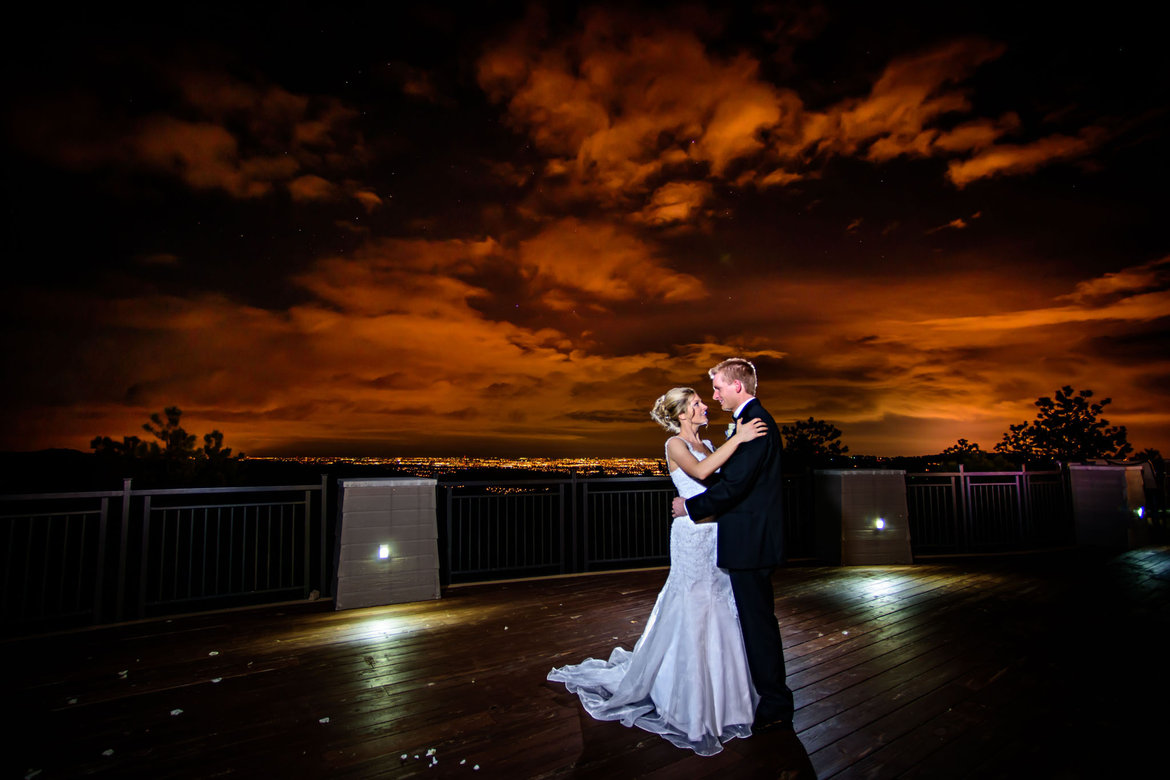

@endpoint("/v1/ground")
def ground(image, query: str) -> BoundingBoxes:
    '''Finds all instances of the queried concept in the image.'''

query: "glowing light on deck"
[860,578,898,599]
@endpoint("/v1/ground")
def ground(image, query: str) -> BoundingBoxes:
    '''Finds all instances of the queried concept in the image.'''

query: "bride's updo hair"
[650,387,696,433]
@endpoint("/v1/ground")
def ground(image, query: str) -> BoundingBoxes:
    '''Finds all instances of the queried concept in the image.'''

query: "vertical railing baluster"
[95,497,108,623]
[317,476,326,596]
[35,515,51,618]
[57,515,71,615]
[580,482,589,571]
[4,517,17,618]
[252,506,260,593]
[264,505,272,591]
[139,495,152,619]
[444,486,453,580]
[161,508,171,602]
[959,468,971,552]
[186,508,196,600]
[116,479,131,622]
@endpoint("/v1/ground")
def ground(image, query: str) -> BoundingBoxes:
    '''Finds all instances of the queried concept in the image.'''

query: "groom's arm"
[684,410,770,519]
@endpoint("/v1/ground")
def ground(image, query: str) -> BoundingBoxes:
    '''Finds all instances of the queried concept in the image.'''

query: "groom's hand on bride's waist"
[671,497,687,518]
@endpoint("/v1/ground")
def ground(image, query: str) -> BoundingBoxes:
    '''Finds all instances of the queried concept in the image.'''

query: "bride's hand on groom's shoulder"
[733,418,767,443]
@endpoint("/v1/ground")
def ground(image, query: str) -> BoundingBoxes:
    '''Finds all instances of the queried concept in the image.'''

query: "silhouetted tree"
[89,434,150,459]
[939,438,1013,471]
[994,386,1132,463]
[782,417,849,468]
[942,438,981,456]
[201,430,236,461]
[92,407,244,485]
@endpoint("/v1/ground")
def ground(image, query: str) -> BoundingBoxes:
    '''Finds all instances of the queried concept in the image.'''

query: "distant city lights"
[245,455,667,478]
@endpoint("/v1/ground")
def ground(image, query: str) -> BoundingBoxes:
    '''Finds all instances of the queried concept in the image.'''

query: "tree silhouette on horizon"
[782,416,849,468]
[91,406,244,485]
[994,386,1132,463]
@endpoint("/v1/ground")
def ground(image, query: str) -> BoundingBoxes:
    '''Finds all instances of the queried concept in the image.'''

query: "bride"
[547,387,765,755]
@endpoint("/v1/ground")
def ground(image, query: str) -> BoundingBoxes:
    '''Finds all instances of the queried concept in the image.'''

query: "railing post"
[303,486,312,599]
[956,465,969,552]
[1020,463,1034,543]
[115,478,132,622]
[571,468,580,574]
[445,485,454,584]
[95,496,109,623]
[1017,472,1028,542]
[558,483,566,574]
[578,476,587,573]
[139,495,152,619]
[315,475,327,597]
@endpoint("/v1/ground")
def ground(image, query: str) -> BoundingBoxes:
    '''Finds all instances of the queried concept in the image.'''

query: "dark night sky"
[2,1,1167,457]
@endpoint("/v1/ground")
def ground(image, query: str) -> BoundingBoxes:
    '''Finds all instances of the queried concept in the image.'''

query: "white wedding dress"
[547,438,758,756]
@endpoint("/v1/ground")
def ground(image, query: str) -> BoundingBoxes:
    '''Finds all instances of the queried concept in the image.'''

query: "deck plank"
[2,546,1166,779]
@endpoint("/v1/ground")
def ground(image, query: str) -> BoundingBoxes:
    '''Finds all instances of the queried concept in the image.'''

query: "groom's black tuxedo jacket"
[685,398,785,570]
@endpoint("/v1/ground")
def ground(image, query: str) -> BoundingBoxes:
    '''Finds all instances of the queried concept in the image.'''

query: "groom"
[671,357,794,731]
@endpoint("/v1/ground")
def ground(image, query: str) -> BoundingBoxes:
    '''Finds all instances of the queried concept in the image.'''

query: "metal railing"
[906,469,1068,554]
[3,466,1094,632]
[138,485,323,615]
[1,478,328,635]
[439,475,814,583]
[0,490,115,632]
[442,481,569,580]
[581,478,677,570]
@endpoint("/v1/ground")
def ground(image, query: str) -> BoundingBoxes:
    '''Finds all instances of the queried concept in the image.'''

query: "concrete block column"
[1067,464,1150,548]
[814,469,913,565]
[334,478,440,610]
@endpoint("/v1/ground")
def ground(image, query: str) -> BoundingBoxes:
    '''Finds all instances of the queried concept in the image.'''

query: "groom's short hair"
[710,357,757,394]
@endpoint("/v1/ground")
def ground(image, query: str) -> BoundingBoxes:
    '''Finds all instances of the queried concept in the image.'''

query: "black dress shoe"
[754,717,794,733]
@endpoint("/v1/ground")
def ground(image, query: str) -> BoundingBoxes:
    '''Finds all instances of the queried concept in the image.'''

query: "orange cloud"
[479,17,1104,216]
[177,72,309,123]
[683,259,1170,456]
[934,114,1021,153]
[517,219,705,303]
[9,68,362,200]
[288,174,338,202]
[6,244,1169,458]
[633,181,713,225]
[296,236,504,316]
[947,128,1105,187]
[133,117,298,198]
[807,39,1006,162]
[916,291,1170,333]
[478,19,798,210]
[1062,256,1170,304]
[752,167,804,189]
[353,190,384,212]
[927,218,968,234]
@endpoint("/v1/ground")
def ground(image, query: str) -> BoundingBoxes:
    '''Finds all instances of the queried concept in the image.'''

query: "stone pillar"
[334,478,440,610]
[1067,464,1141,548]
[814,469,913,565]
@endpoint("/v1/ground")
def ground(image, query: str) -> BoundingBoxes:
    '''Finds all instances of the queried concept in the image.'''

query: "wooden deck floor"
[4,546,1167,779]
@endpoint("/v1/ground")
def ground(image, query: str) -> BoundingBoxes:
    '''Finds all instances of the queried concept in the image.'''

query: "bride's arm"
[666,418,767,481]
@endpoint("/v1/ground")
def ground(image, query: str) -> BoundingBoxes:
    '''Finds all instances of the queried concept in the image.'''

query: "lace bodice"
[667,437,715,499]
[665,436,725,585]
